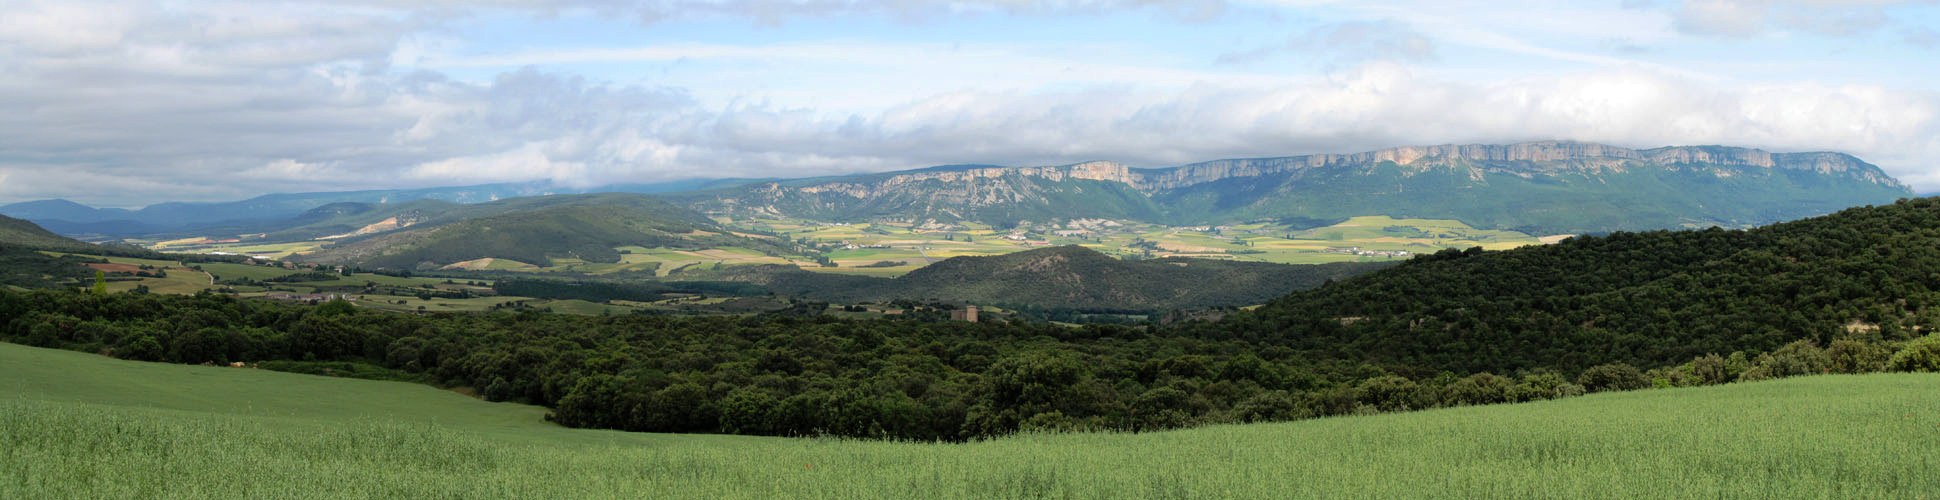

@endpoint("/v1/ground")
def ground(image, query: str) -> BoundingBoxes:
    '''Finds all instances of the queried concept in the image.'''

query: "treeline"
[0,245,95,288]
[491,279,768,303]
[3,288,1935,441]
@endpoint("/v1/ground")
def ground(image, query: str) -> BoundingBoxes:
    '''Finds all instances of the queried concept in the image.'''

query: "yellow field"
[702,215,1562,275]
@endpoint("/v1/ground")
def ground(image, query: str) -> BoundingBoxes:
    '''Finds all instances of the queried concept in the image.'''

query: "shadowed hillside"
[713,245,1392,310]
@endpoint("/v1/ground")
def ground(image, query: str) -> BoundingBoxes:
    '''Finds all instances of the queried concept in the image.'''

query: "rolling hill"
[0,215,135,289]
[262,199,463,241]
[677,141,1911,234]
[2,341,1934,497]
[295,193,788,269]
[714,245,1392,310]
[0,214,94,251]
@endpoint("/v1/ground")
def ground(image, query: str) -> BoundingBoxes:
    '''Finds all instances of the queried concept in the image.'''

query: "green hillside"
[0,215,112,289]
[1208,197,1940,376]
[0,214,92,250]
[297,193,789,269]
[3,342,1935,498]
[260,199,462,241]
[717,245,1392,310]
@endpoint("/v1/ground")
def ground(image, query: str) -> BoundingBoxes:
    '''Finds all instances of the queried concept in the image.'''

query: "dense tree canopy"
[1203,198,1940,376]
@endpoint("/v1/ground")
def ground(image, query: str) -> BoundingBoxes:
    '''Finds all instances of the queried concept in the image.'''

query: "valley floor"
[2,342,1935,498]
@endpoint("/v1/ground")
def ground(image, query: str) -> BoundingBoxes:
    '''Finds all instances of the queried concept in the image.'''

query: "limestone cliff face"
[739,142,1906,201]
[1144,141,1906,191]
[795,161,1141,200]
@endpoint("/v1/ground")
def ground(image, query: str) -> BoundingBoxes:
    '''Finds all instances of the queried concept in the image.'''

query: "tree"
[92,270,107,295]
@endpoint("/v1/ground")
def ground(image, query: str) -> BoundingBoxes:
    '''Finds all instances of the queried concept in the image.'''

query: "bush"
[1887,335,1940,372]
[1231,390,1313,422]
[1511,372,1584,401]
[1441,373,1515,406]
[1355,376,1429,412]
[1688,354,1733,385]
[1738,340,1832,382]
[1576,363,1649,393]
[1827,339,1892,374]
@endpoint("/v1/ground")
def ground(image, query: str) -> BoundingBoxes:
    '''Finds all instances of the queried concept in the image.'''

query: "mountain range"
[0,142,1913,240]
[0,179,750,236]
[674,141,1911,234]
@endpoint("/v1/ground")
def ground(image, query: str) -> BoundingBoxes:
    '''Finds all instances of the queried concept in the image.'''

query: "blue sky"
[2,0,1938,206]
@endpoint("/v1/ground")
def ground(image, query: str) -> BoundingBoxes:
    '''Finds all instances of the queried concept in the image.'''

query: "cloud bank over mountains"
[2,0,1938,206]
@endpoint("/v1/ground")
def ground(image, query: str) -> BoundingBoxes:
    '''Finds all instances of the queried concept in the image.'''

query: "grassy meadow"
[3,341,1935,498]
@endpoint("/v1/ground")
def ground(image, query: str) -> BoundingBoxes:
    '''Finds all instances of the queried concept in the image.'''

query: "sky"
[2,0,1938,207]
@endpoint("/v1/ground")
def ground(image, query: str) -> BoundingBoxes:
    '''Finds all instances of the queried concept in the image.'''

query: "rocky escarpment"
[770,142,1907,197]
[1146,142,1907,191]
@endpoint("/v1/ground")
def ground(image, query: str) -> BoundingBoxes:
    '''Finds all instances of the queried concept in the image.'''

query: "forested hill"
[0,215,83,288]
[1206,197,1940,376]
[709,245,1393,310]
[0,215,184,288]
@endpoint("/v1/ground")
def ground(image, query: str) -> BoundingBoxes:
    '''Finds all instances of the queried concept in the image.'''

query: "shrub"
[1231,390,1313,422]
[1511,372,1584,401]
[1441,373,1515,406]
[1576,363,1649,393]
[1688,354,1733,385]
[1827,339,1892,374]
[1887,335,1940,372]
[1354,376,1429,412]
[1739,340,1832,382]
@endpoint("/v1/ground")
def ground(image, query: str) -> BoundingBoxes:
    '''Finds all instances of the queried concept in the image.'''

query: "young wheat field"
[2,342,1935,499]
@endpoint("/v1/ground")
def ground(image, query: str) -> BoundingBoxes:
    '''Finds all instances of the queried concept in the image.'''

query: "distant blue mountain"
[0,179,754,237]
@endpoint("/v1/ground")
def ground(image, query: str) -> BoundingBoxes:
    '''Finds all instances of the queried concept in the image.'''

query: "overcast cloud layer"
[2,0,1938,207]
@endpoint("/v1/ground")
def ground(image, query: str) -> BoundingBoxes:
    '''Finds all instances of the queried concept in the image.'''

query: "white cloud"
[1670,0,1912,37]
[2,0,1939,207]
[1217,21,1435,66]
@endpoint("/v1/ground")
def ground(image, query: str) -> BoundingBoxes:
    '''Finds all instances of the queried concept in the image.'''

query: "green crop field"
[534,246,797,276]
[195,262,303,281]
[4,341,1935,498]
[106,268,212,294]
[36,252,220,294]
